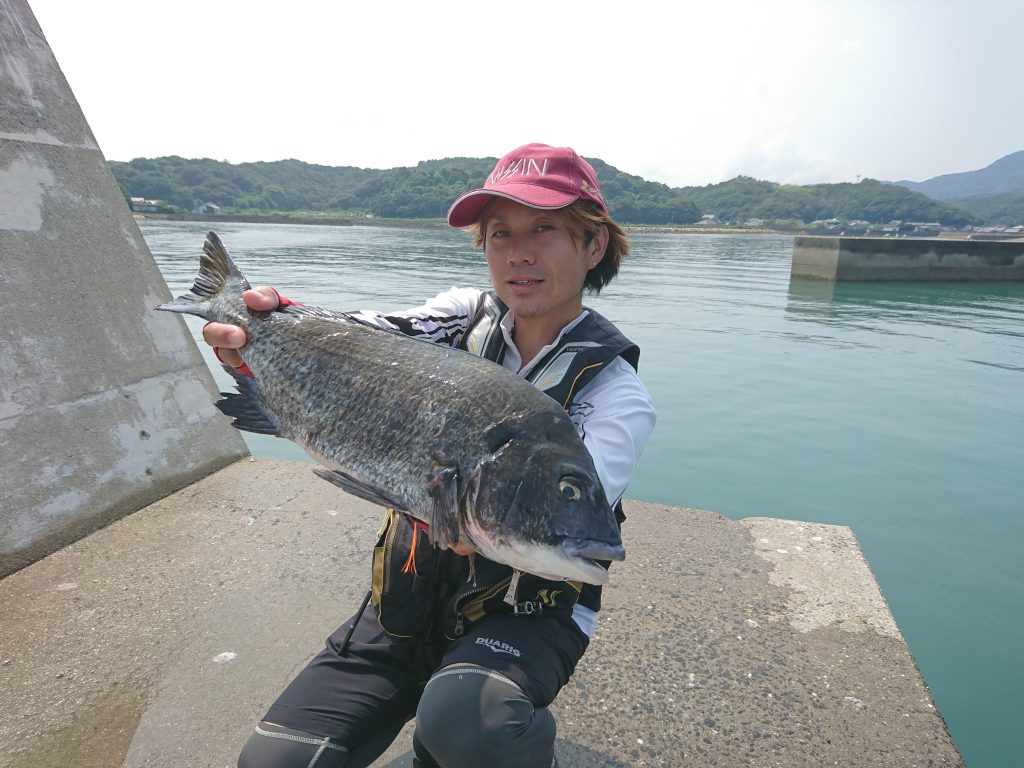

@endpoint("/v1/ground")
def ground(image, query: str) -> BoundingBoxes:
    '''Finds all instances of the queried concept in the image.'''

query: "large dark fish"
[157,232,624,584]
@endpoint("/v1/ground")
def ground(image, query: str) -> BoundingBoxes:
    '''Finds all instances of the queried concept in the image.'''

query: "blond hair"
[471,199,629,295]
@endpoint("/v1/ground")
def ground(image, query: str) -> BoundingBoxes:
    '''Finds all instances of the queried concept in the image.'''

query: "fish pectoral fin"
[427,465,461,549]
[215,368,281,436]
[312,468,408,512]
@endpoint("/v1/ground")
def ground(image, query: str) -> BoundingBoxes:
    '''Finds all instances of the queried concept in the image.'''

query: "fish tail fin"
[155,231,250,319]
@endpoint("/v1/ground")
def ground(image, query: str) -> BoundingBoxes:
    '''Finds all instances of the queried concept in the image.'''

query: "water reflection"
[785,276,1024,342]
[788,275,1024,309]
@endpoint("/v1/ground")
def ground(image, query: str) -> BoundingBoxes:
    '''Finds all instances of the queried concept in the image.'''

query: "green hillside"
[946,192,1024,226]
[676,176,974,226]
[109,155,977,227]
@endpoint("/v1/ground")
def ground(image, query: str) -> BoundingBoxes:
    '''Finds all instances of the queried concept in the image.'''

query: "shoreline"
[135,215,1024,241]
[133,213,785,236]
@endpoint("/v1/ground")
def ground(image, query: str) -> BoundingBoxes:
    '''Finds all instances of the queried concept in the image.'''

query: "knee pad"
[414,665,555,768]
[237,723,351,768]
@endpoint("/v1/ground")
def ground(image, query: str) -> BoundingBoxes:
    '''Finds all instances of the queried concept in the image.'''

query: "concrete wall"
[792,235,1024,281]
[0,0,249,577]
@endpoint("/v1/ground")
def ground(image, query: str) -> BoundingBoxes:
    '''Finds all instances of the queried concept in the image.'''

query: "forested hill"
[108,155,977,227]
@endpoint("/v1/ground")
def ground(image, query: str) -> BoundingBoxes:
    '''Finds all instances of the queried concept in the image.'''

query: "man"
[207,144,656,768]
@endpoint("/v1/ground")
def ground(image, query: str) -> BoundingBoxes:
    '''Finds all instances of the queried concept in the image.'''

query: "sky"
[25,0,1024,189]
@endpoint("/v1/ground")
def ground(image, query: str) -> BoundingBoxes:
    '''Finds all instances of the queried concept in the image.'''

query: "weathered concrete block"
[792,236,1024,281]
[0,0,248,576]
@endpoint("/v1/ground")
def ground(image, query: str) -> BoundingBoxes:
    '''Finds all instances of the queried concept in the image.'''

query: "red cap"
[447,143,607,227]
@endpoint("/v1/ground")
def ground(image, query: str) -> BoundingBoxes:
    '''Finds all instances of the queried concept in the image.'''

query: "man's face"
[483,199,606,326]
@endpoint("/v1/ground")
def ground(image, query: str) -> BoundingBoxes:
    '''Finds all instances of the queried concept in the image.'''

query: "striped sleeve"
[347,287,483,348]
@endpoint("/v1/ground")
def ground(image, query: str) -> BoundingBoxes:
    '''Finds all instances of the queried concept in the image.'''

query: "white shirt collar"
[498,309,590,377]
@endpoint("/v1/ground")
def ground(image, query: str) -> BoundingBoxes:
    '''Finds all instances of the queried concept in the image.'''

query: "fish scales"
[244,313,569,518]
[157,232,625,584]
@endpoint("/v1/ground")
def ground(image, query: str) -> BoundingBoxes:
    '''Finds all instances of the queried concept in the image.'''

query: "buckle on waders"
[512,601,543,616]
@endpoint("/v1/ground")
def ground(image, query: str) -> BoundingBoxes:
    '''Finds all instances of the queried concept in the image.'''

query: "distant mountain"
[893,150,1024,200]
[108,155,977,227]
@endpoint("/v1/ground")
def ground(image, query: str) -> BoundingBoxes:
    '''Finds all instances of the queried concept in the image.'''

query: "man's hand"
[201,287,280,368]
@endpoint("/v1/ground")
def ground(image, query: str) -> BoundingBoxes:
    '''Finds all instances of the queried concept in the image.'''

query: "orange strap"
[402,519,430,575]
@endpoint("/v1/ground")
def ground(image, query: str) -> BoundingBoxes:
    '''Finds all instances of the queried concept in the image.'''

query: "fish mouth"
[561,537,626,562]
[558,538,625,585]
[513,539,625,586]
[463,520,624,585]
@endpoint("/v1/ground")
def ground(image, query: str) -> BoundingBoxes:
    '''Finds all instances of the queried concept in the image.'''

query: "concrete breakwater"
[792,235,1024,281]
[0,0,249,578]
[0,459,964,767]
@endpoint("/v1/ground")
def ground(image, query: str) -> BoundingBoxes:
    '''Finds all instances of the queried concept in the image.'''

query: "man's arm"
[569,357,657,507]
[343,288,482,346]
[202,287,484,368]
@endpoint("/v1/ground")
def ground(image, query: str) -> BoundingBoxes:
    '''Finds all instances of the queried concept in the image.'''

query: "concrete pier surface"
[0,459,962,768]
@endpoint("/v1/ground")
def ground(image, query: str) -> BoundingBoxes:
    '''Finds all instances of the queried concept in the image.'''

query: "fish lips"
[561,537,626,563]
[544,538,625,585]
[528,536,622,585]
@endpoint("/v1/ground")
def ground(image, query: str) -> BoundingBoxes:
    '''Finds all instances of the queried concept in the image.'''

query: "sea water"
[144,220,1024,767]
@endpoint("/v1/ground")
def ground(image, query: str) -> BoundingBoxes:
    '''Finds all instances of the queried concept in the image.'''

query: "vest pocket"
[370,509,436,637]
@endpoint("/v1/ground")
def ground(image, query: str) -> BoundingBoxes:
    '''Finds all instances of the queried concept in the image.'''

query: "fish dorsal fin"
[197,231,248,295]
[278,304,413,340]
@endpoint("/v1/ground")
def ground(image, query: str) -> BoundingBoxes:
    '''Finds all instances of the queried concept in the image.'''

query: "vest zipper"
[382,511,398,597]
[449,574,513,637]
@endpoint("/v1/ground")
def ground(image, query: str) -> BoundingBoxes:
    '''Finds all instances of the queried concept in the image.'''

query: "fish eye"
[559,479,581,501]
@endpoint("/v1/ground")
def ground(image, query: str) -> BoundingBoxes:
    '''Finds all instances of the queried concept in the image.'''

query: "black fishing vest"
[458,291,639,613]
[459,291,639,409]
[368,291,642,639]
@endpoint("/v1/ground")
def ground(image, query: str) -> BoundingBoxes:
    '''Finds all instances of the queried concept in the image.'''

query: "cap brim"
[446,187,580,227]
